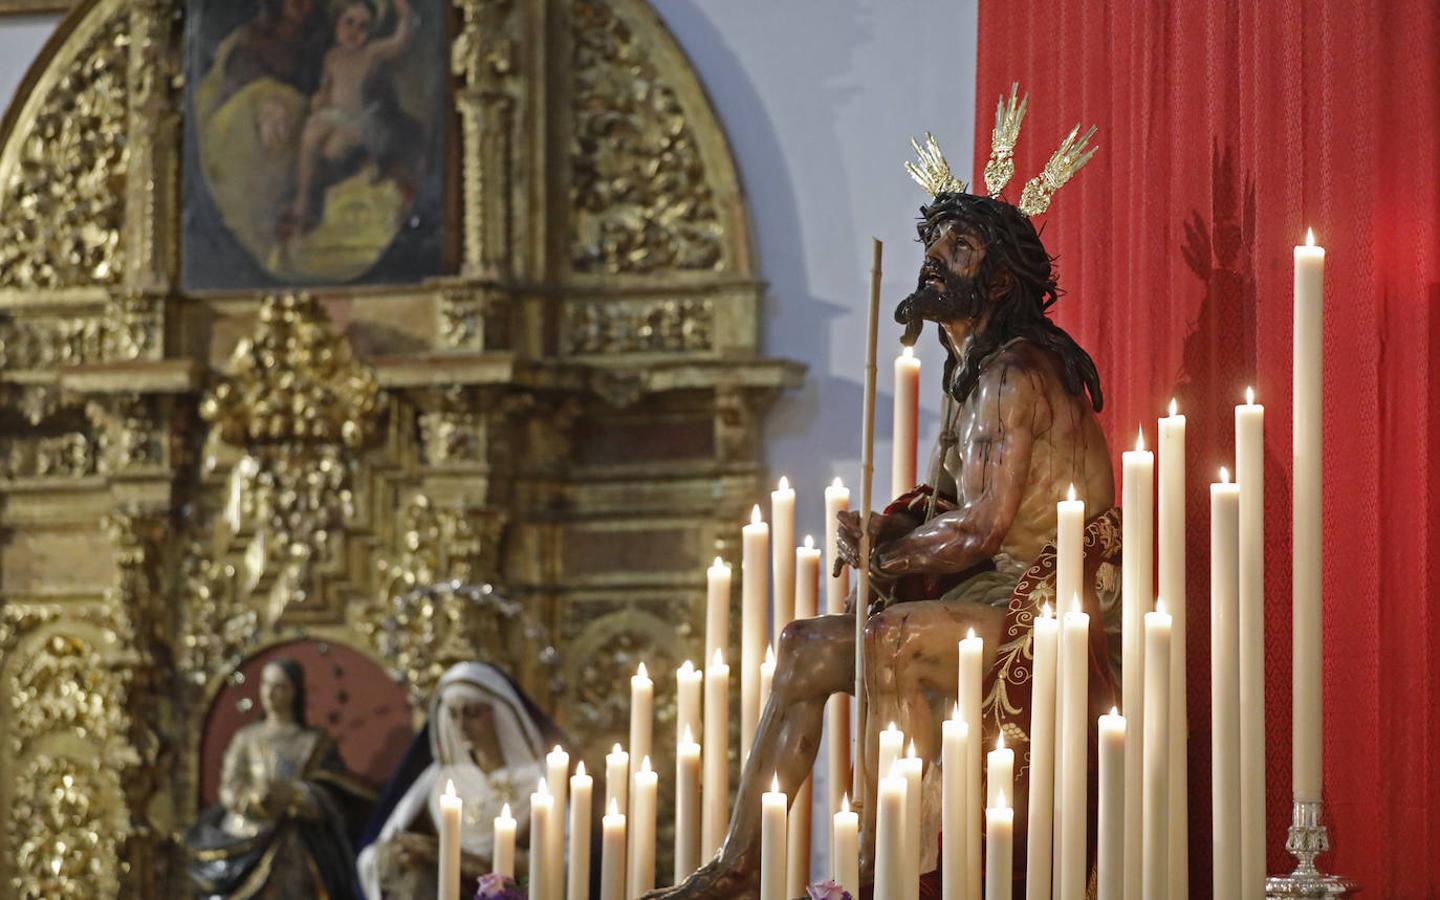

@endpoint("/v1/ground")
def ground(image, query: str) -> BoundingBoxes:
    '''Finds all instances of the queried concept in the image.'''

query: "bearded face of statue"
[896,218,992,345]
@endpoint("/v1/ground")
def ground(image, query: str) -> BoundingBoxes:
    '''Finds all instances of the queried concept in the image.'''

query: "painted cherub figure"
[284,0,415,231]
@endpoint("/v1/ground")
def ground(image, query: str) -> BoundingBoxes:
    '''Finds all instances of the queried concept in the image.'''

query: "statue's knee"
[864,609,899,650]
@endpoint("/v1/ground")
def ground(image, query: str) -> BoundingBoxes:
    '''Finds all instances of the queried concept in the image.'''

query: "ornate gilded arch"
[0,0,799,893]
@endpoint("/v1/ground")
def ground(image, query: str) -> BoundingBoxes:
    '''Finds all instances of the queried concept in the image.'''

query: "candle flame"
[764,644,776,665]
[804,534,815,550]
[950,702,962,723]
[576,761,586,777]
[641,755,653,774]
[1246,385,1255,405]
[771,773,781,793]
[1110,705,1119,717]
[997,788,1008,810]
[712,556,726,568]
[1071,593,1082,614]
[888,721,899,733]
[831,476,845,489]
[751,505,763,525]
[1169,397,1178,417]
[966,627,976,641]
[552,744,565,756]
[906,739,918,759]
[636,661,649,679]
[502,802,512,817]
[712,647,726,667]
[608,798,620,816]
[842,793,851,814]
[681,724,695,744]
[1220,466,1231,484]
[777,475,790,492]
[445,778,457,798]
[1305,227,1316,247]
[1042,602,1053,619]
[612,743,624,755]
[680,659,694,674]
[537,775,549,795]
[997,732,1006,751]
[902,345,915,359]
[1066,483,1076,502]
[1156,596,1168,616]
[1135,427,1146,452]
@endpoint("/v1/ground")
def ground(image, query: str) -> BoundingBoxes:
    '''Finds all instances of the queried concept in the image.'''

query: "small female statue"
[188,658,373,897]
[357,662,561,899]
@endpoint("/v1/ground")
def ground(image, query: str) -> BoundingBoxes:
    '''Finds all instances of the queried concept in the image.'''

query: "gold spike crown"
[904,82,1098,218]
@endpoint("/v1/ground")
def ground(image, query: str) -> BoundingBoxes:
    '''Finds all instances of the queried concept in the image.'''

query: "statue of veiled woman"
[356,662,564,900]
[187,658,374,898]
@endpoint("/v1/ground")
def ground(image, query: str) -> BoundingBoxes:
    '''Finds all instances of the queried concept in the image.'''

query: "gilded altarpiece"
[0,0,800,894]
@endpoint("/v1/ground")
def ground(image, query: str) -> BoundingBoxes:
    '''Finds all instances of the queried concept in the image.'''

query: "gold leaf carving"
[8,756,127,899]
[561,297,714,355]
[8,634,131,757]
[0,13,129,290]
[570,0,724,274]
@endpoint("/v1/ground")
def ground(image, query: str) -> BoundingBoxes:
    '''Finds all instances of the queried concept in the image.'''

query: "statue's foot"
[641,855,758,900]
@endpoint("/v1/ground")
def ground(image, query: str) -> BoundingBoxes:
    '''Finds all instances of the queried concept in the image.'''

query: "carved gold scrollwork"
[178,547,255,686]
[8,634,132,758]
[8,756,128,900]
[0,291,162,372]
[0,12,129,290]
[570,0,725,274]
[561,298,715,356]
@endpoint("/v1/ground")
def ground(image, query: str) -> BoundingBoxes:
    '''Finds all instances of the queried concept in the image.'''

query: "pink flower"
[806,879,853,900]
[475,872,523,900]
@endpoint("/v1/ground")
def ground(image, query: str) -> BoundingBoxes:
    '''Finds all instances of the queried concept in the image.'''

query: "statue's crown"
[905,83,1098,217]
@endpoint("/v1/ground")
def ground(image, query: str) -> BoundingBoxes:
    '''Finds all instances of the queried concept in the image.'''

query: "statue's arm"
[218,731,257,815]
[875,359,1041,576]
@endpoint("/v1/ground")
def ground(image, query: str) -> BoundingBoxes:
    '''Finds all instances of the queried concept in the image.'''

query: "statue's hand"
[833,509,918,577]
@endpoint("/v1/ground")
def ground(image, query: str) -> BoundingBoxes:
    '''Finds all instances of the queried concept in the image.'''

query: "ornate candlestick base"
[1265,800,1358,897]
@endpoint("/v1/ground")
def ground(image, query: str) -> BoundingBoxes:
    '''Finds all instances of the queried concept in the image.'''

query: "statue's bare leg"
[645,614,854,899]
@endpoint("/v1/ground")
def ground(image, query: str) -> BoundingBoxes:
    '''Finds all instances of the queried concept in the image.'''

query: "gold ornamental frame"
[0,0,801,895]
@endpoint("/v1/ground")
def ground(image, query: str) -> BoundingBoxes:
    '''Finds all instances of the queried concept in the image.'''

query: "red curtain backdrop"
[974,2,1440,896]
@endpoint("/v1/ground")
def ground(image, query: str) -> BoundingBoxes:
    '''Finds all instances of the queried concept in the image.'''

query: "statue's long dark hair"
[918,193,1104,411]
[268,657,308,726]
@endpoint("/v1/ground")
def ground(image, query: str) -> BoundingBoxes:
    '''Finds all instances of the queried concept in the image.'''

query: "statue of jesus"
[652,100,1121,898]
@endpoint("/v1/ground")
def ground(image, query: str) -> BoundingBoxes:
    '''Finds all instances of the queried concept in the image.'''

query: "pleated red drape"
[974,2,1440,896]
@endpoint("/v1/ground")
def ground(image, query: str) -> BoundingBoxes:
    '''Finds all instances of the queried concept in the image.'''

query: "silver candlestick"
[1265,800,1357,897]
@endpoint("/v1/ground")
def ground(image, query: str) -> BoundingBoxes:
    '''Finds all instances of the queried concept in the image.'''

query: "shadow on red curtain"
[974,2,1440,896]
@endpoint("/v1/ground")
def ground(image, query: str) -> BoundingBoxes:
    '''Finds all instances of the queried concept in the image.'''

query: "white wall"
[653,0,979,546]
[0,14,58,110]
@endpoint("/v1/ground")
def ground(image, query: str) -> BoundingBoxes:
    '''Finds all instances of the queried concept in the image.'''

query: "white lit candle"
[986,790,1014,900]
[761,775,788,900]
[788,536,820,897]
[824,477,851,615]
[772,477,797,635]
[1236,386,1266,899]
[1143,603,1173,899]
[494,801,517,879]
[1121,428,1153,900]
[959,629,985,898]
[893,345,921,498]
[942,708,970,900]
[530,776,554,900]
[832,793,860,898]
[629,663,653,788]
[1211,469,1241,897]
[627,756,657,897]
[875,765,907,900]
[702,649,730,858]
[605,743,630,824]
[824,477,853,820]
[742,505,769,762]
[1292,228,1324,806]
[758,643,776,711]
[600,799,626,900]
[674,728,702,883]
[795,535,821,623]
[546,746,570,900]
[987,731,1014,810]
[439,778,462,900]
[1158,398,1188,899]
[568,765,593,900]
[676,660,703,751]
[899,741,924,900]
[704,558,731,690]
[1097,710,1124,900]
[1053,482,1084,882]
[877,721,905,785]
[1026,605,1058,900]
[1059,599,1089,900]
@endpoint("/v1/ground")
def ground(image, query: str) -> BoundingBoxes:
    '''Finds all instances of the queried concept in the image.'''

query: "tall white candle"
[875,766,907,900]
[530,776,554,900]
[600,799,626,900]
[605,744,629,824]
[494,801,517,879]
[702,649,730,858]
[704,558,731,691]
[1211,470,1241,897]
[758,644,776,711]
[788,536,820,897]
[824,477,853,820]
[986,791,1015,900]
[1236,387,1266,899]
[1097,710,1124,900]
[568,764,593,900]
[546,746,570,900]
[1054,482,1085,884]
[674,729,702,883]
[772,477,797,634]
[942,709,970,900]
[439,778,462,900]
[892,345,921,498]
[629,663,653,790]
[1026,605,1058,900]
[1142,604,1172,899]
[760,775,788,900]
[987,731,1014,810]
[627,756,657,897]
[1158,398,1188,899]
[1293,228,1325,805]
[1059,601,1090,900]
[899,741,924,900]
[958,629,984,899]
[1121,428,1153,900]
[676,660,703,751]
[832,793,860,898]
[742,505,769,762]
